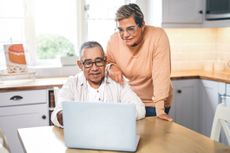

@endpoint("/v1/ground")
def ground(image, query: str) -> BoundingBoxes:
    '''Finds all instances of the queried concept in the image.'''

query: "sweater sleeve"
[106,35,117,64]
[151,29,171,115]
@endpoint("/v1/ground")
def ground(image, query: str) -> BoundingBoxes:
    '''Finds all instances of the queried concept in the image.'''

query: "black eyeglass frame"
[81,57,106,68]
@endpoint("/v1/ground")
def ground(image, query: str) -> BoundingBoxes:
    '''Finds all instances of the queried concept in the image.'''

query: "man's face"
[116,16,144,47]
[79,47,106,88]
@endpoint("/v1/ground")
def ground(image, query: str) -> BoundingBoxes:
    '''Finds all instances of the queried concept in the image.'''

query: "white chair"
[0,129,10,153]
[210,103,230,145]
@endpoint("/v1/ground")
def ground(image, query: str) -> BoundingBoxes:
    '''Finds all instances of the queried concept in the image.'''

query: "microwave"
[206,0,230,20]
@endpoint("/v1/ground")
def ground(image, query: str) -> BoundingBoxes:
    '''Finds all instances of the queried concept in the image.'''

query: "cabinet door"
[199,80,225,137]
[0,104,48,153]
[163,0,203,24]
[172,79,200,132]
[220,83,230,145]
[0,89,49,153]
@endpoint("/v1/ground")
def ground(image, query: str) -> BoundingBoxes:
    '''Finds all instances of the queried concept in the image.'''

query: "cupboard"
[0,89,49,153]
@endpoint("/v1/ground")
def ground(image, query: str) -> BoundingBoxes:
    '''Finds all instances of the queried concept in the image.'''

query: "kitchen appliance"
[206,0,230,20]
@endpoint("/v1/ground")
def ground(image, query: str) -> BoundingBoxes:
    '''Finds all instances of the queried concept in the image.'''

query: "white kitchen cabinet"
[161,0,230,27]
[219,83,230,145]
[0,89,49,153]
[162,0,204,27]
[170,79,200,132]
[199,80,225,137]
[171,79,229,145]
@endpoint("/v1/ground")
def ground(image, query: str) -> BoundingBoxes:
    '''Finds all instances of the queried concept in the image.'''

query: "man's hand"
[57,111,63,126]
[157,113,173,122]
[108,64,124,84]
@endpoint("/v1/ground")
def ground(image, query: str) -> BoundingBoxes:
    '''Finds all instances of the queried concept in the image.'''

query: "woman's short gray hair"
[115,3,144,27]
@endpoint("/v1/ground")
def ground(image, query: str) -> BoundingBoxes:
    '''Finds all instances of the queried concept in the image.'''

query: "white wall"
[136,0,162,26]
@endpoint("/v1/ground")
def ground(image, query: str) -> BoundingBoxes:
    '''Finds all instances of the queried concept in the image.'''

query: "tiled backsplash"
[165,28,230,72]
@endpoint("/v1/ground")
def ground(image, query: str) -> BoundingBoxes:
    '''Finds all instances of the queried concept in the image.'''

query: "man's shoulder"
[65,72,85,84]
[106,77,129,88]
[106,76,119,85]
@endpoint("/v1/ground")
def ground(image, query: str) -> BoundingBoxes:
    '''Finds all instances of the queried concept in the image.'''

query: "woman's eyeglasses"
[116,25,139,36]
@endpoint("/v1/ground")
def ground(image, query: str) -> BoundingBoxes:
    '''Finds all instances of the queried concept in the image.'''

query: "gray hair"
[115,3,144,27]
[79,41,105,58]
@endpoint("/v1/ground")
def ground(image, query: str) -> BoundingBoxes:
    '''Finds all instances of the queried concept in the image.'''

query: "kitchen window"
[0,0,80,70]
[84,0,128,48]
[0,0,25,70]
[0,0,135,74]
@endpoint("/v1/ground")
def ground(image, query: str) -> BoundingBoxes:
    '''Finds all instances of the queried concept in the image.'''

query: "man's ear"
[77,60,83,70]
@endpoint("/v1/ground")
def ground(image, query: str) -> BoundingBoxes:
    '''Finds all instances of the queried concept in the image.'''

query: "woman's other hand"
[158,113,173,121]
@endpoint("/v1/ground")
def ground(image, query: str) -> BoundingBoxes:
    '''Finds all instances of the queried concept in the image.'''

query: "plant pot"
[60,56,77,66]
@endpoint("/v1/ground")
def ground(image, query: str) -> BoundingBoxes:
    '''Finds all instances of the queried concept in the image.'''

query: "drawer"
[0,90,48,107]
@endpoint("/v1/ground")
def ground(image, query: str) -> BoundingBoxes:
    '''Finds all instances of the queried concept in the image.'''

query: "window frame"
[0,0,136,77]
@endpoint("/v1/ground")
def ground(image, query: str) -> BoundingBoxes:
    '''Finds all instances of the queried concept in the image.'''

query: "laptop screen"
[63,102,139,152]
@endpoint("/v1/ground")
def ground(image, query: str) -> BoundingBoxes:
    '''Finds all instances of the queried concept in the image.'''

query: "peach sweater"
[106,26,173,115]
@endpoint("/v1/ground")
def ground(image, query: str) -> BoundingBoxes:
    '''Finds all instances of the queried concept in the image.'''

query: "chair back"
[0,129,10,153]
[210,103,230,145]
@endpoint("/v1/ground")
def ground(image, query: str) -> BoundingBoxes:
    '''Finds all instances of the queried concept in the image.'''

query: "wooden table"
[18,117,230,153]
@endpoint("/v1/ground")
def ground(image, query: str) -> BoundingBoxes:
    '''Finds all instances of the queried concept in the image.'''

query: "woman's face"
[116,16,144,47]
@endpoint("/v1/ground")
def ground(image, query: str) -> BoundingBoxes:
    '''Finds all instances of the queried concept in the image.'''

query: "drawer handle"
[42,115,47,120]
[10,95,23,101]
[177,90,182,94]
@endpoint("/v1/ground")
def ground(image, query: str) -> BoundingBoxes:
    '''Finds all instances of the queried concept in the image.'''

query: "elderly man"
[51,41,145,128]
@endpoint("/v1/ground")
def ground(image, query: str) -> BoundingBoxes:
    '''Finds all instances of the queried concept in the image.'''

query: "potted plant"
[37,34,78,66]
[60,52,78,66]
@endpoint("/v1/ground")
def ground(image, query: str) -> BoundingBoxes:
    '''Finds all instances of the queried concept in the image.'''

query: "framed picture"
[4,44,28,73]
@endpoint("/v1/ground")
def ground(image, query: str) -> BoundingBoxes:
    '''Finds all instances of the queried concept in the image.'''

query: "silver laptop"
[62,102,140,152]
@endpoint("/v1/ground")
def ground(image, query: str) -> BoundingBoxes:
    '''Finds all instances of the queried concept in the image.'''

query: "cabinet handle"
[177,90,182,94]
[199,10,203,14]
[42,115,47,120]
[10,95,23,101]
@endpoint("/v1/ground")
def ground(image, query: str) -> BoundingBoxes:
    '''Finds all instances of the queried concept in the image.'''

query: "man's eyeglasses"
[116,25,139,36]
[82,57,106,68]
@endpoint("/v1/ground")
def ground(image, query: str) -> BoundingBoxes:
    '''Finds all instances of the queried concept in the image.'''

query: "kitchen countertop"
[18,117,230,153]
[171,70,230,83]
[0,70,229,92]
[0,77,66,92]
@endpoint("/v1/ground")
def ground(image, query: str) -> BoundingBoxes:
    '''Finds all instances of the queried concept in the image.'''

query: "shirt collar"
[77,71,111,87]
